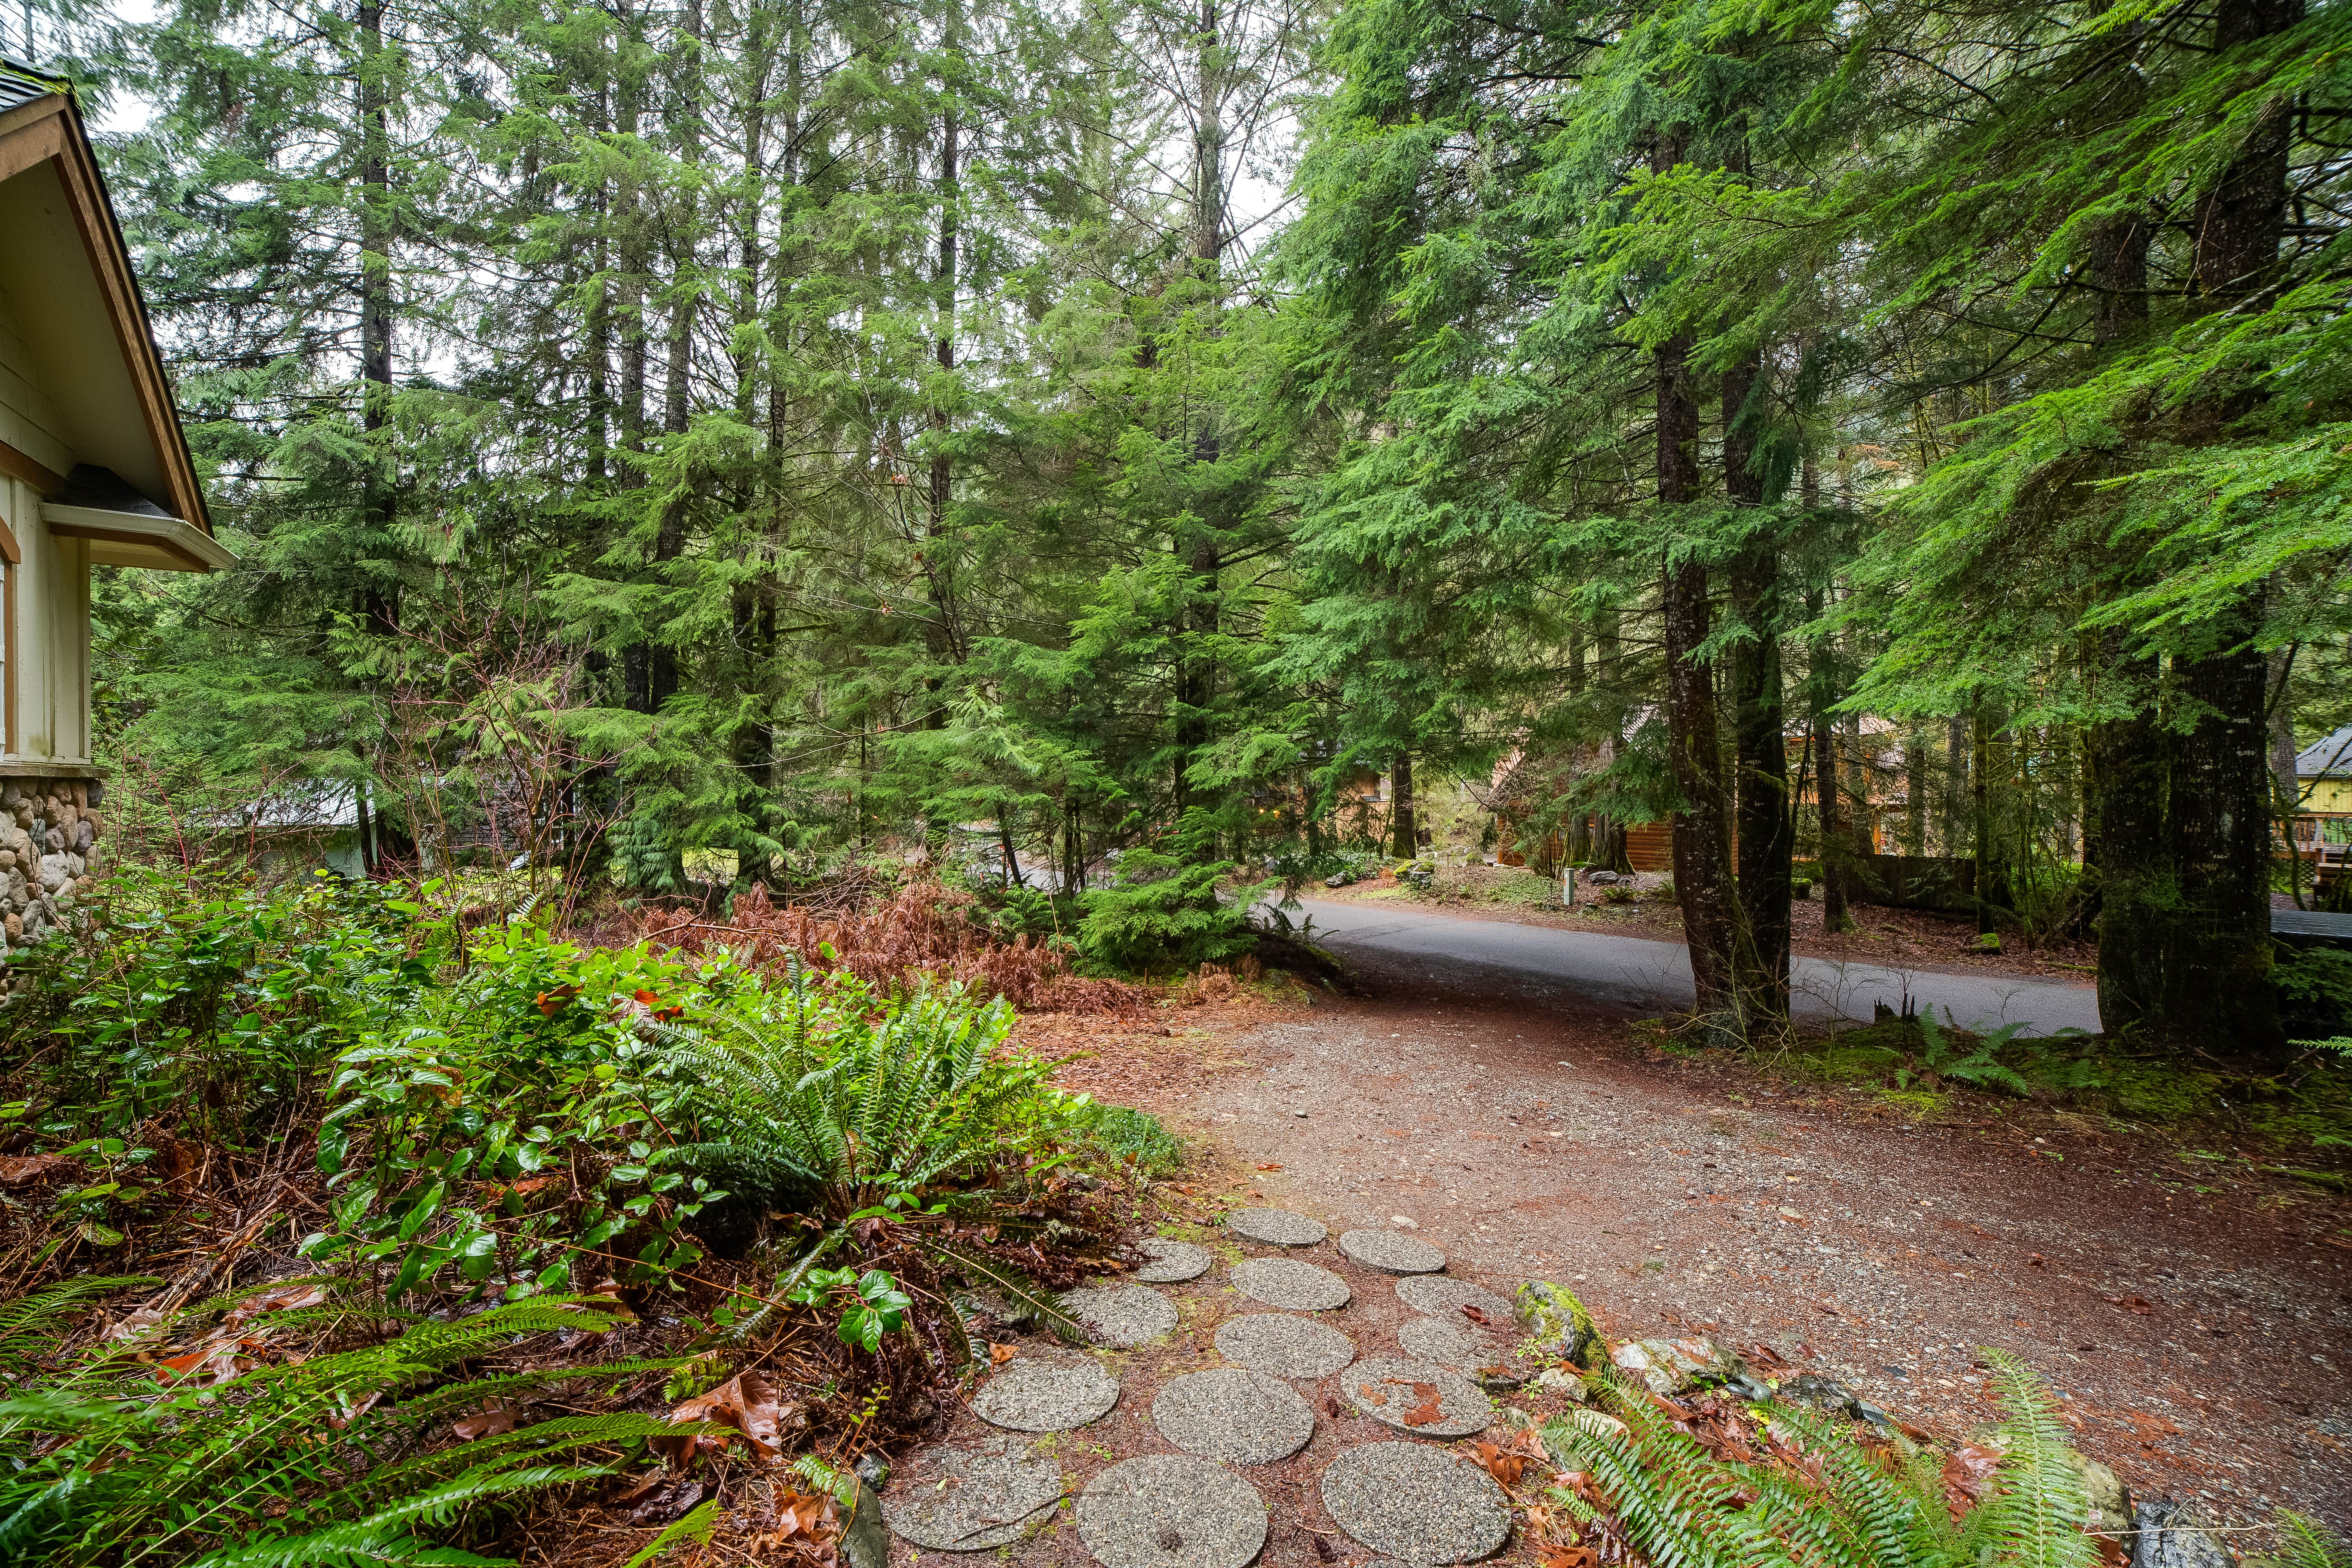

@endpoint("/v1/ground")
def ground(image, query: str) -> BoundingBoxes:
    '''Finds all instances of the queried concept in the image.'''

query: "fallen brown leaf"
[1474,1440,1528,1487]
[0,1155,73,1185]
[667,1369,794,1462]
[1942,1442,2003,1522]
[989,1343,1016,1367]
[1399,1380,1444,1427]
[452,1403,520,1440]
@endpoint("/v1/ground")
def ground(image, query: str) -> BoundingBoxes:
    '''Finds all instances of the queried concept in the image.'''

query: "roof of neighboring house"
[2298,725,2352,780]
[0,54,211,534]
[0,56,61,115]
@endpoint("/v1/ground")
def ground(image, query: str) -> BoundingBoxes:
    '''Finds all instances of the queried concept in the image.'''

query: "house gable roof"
[2298,725,2352,781]
[0,56,209,534]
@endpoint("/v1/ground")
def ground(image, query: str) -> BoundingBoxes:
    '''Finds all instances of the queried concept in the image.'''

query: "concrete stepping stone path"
[1224,1206,1327,1246]
[881,1436,1067,1550]
[1061,1283,1182,1348]
[972,1354,1121,1432]
[1152,1367,1316,1463]
[1074,1454,1268,1568]
[1397,1314,1504,1372]
[1337,1228,1446,1275]
[1396,1274,1515,1322]
[1320,1442,1511,1564]
[1213,1311,1356,1379]
[901,1199,1544,1566]
[1133,1237,1213,1284]
[1342,1357,1495,1438]
[1231,1256,1351,1311]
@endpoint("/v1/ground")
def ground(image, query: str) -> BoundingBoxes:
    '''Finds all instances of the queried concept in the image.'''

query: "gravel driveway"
[1058,971,2352,1531]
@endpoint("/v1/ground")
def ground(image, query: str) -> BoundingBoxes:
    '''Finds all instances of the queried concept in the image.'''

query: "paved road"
[1277,895,2103,1036]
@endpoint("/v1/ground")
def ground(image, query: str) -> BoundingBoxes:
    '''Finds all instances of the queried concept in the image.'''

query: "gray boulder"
[2131,1501,2228,1568]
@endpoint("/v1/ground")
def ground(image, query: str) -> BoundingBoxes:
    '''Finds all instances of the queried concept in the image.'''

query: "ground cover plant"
[1782,1010,2352,1162]
[0,868,1171,1565]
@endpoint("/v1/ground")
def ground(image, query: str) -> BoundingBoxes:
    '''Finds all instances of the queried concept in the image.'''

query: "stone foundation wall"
[0,777,102,947]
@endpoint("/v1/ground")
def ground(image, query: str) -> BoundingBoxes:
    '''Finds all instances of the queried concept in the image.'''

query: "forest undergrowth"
[0,867,2346,1566]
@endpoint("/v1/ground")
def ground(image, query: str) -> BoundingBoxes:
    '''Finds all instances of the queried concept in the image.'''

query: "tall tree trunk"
[616,0,652,714]
[1566,619,1592,865]
[1903,732,1928,855]
[2092,641,2167,1031]
[1391,754,1417,860]
[1655,123,1740,1048]
[2149,0,2298,1055]
[1973,709,1997,936]
[648,0,701,718]
[1595,605,1628,873]
[1807,588,1848,932]
[1724,351,1789,1031]
[1172,0,1224,826]
[922,39,963,723]
[357,0,397,637]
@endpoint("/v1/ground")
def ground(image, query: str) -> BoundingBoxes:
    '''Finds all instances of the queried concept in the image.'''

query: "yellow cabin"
[0,58,228,938]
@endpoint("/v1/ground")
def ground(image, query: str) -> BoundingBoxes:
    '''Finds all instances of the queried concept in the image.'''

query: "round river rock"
[1061,1283,1181,1348]
[1074,1454,1268,1568]
[1395,1275,1515,1322]
[972,1355,1121,1432]
[1214,1312,1356,1379]
[1133,1238,1213,1284]
[1231,1256,1351,1311]
[1320,1441,1511,1563]
[1338,1228,1447,1275]
[1152,1367,1316,1463]
[1341,1357,1494,1438]
[883,1436,1067,1550]
[1225,1207,1328,1247]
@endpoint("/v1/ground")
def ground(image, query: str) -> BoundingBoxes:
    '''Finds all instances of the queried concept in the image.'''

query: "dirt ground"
[1311,865,2105,983]
[1026,959,2352,1536]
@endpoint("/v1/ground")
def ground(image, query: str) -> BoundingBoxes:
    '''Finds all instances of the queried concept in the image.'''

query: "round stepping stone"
[1396,1275,1514,1322]
[1152,1367,1315,1463]
[1075,1454,1268,1568]
[1231,1256,1350,1311]
[1399,1315,1504,1372]
[1225,1207,1327,1247]
[1338,1228,1446,1274]
[1320,1441,1510,1563]
[973,1355,1120,1432]
[1341,1357,1494,1438]
[1134,1237,1213,1284]
[1061,1284,1180,1348]
[1214,1312,1356,1379]
[884,1436,1067,1550]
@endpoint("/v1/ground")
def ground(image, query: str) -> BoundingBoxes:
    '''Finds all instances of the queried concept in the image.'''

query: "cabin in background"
[0,57,231,943]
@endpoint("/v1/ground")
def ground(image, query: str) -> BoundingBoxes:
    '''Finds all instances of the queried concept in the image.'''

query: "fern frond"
[0,1277,161,1377]
[2273,1512,2351,1568]
[789,1454,858,1508]
[189,1464,608,1568]
[1962,1351,2095,1568]
[917,1240,1086,1343]
[621,1499,721,1568]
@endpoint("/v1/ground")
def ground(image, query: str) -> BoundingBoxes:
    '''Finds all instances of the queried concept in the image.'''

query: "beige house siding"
[0,295,92,765]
